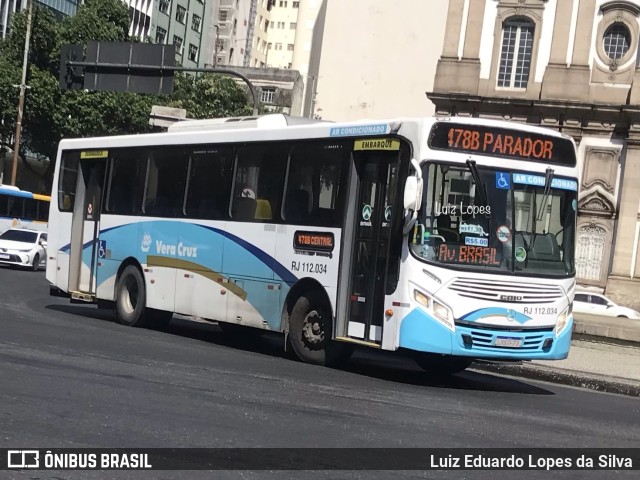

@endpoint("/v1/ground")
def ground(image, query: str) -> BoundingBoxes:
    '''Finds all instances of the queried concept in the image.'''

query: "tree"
[168,74,253,119]
[0,6,59,74]
[59,0,130,46]
[0,0,254,192]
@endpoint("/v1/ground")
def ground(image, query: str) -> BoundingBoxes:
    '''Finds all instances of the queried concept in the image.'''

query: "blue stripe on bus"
[60,221,299,287]
[460,307,531,324]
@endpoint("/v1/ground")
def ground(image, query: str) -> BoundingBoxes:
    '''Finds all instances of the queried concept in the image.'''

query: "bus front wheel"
[413,353,473,376]
[288,291,352,367]
[115,265,149,327]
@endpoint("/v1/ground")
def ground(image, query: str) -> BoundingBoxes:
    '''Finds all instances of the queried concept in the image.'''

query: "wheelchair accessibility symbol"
[98,240,107,259]
[496,172,511,190]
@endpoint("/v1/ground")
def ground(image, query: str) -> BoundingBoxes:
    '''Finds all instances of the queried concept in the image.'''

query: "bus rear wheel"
[413,353,473,376]
[288,291,352,367]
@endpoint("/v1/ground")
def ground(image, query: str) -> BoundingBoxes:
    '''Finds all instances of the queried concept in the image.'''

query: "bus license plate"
[0,254,9,259]
[495,337,522,348]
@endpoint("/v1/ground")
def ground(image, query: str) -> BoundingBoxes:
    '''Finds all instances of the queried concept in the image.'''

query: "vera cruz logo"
[141,233,152,253]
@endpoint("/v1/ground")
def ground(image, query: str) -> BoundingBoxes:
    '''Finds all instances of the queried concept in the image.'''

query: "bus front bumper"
[398,308,572,360]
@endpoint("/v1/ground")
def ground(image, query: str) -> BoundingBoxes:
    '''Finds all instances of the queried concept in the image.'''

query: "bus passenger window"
[0,194,9,216]
[231,144,287,222]
[185,147,233,220]
[144,148,189,218]
[106,149,146,215]
[284,141,348,227]
[58,152,80,213]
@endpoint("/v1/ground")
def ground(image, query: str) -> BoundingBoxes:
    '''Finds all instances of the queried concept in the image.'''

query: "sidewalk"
[473,314,640,396]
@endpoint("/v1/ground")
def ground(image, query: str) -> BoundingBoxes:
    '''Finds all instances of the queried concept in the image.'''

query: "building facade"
[304,0,447,121]
[1,0,78,38]
[428,0,640,308]
[125,0,217,69]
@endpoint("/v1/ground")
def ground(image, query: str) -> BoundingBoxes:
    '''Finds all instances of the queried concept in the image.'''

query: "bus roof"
[0,185,50,200]
[56,115,574,151]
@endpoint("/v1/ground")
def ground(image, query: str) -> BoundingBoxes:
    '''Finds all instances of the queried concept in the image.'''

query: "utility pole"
[213,24,220,67]
[10,0,33,187]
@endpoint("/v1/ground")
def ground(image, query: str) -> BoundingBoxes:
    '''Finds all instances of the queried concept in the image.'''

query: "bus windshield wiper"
[536,167,555,221]
[466,159,489,210]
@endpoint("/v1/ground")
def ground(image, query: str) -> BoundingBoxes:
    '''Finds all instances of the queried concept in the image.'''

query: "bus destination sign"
[428,122,576,166]
[438,244,501,267]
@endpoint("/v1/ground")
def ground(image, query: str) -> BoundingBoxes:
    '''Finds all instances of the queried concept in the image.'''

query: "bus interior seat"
[232,196,257,221]
[436,214,459,242]
[529,233,561,262]
[255,199,272,220]
[284,189,310,223]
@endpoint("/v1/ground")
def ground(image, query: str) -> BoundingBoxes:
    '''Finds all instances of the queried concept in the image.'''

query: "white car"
[0,228,47,271]
[573,292,640,320]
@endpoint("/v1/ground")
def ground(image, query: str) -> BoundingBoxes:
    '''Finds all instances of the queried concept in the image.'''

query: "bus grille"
[448,278,564,304]
[467,330,546,351]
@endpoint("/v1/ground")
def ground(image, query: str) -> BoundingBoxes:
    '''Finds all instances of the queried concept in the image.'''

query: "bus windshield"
[409,162,577,277]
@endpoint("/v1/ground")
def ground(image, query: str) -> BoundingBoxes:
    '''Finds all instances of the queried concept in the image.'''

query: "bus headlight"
[413,288,455,332]
[414,290,430,308]
[555,304,572,336]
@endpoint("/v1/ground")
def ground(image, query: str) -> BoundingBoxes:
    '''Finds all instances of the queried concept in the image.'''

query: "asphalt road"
[1,265,639,480]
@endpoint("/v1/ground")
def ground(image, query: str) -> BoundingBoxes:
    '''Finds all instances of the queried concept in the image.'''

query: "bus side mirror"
[403,176,423,211]
[405,158,423,211]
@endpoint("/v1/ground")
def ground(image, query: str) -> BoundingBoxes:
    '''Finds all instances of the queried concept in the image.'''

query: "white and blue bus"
[0,185,50,234]
[46,115,578,374]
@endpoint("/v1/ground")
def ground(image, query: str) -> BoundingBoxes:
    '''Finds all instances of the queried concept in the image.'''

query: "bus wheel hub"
[302,310,325,345]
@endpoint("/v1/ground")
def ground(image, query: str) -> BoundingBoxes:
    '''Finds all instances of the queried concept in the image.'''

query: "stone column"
[461,0,486,59]
[547,0,574,64]
[610,142,640,276]
[441,0,466,59]
[571,0,597,65]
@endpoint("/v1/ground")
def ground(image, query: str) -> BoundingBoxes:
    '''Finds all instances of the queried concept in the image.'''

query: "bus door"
[346,155,399,344]
[72,157,107,295]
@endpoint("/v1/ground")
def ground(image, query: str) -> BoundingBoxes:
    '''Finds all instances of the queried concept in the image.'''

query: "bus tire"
[115,265,149,327]
[288,290,352,367]
[413,354,473,376]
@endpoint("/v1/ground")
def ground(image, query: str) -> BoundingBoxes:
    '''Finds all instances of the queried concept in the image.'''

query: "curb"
[471,362,640,397]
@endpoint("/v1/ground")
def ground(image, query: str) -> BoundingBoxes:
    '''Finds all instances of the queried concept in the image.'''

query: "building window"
[261,88,276,104]
[497,18,534,89]
[278,22,285,29]
[293,1,299,7]
[219,10,228,22]
[275,43,282,50]
[176,5,187,24]
[159,0,170,14]
[287,43,294,51]
[290,22,297,29]
[216,38,225,53]
[279,1,287,6]
[188,44,198,62]
[192,14,202,33]
[174,35,183,54]
[155,26,167,44]
[603,23,631,60]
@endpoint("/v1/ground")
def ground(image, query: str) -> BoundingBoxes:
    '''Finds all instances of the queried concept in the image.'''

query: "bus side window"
[231,144,287,222]
[0,194,8,216]
[106,149,146,215]
[144,148,189,218]
[58,151,80,213]
[24,199,37,220]
[9,198,24,218]
[185,146,233,220]
[284,141,348,227]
